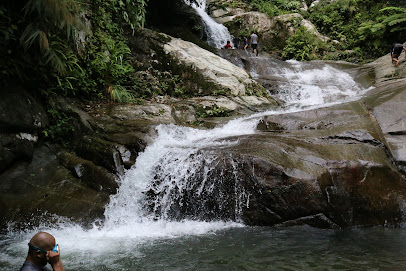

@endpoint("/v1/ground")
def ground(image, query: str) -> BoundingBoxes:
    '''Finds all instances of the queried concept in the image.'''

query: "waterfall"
[184,0,233,48]
[103,60,372,227]
[104,119,260,225]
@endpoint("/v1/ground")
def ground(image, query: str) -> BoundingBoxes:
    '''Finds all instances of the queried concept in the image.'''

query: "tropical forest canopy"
[1,0,406,101]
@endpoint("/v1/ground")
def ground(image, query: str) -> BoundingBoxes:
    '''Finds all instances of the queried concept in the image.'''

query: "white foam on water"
[1,219,243,269]
[277,65,367,107]
[250,59,373,111]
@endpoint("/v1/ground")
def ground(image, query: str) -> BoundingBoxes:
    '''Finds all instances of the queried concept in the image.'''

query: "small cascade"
[184,0,233,48]
[264,60,371,108]
[218,51,373,110]
[104,119,260,225]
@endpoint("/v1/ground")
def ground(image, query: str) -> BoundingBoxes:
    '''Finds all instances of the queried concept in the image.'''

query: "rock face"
[163,37,268,97]
[0,145,114,227]
[0,86,48,173]
[232,98,406,227]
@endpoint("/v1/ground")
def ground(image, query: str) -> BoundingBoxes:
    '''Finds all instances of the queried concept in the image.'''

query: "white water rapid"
[250,60,372,109]
[0,59,373,269]
[184,0,233,48]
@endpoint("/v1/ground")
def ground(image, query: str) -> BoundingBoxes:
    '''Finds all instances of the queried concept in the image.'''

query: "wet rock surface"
[0,145,111,228]
[226,108,406,228]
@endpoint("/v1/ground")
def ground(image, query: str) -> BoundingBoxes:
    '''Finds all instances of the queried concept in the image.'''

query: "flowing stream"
[2,55,405,270]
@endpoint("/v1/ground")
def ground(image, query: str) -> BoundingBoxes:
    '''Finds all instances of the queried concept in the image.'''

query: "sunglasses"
[28,243,59,254]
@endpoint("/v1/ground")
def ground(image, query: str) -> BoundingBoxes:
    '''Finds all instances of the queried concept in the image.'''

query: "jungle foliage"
[1,0,148,101]
[242,0,406,61]
[246,0,303,17]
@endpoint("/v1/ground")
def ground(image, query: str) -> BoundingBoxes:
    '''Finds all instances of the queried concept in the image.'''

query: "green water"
[3,225,405,270]
[115,226,406,271]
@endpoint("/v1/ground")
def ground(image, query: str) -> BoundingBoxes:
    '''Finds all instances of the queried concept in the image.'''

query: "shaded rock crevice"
[321,130,384,147]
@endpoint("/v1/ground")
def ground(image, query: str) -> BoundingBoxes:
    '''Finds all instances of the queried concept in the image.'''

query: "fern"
[108,85,137,103]
[19,0,86,74]
[380,7,406,30]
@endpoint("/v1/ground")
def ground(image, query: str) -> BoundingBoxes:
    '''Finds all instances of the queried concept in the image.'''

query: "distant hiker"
[224,40,232,49]
[243,36,249,51]
[233,37,240,49]
[20,232,65,271]
[250,31,259,56]
[391,43,406,66]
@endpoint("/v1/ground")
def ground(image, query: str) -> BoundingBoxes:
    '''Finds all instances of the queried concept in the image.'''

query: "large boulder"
[0,85,48,132]
[241,101,406,227]
[0,86,48,174]
[208,2,332,51]
[154,92,406,228]
[0,90,150,229]
[0,145,113,228]
[363,80,406,176]
[163,37,268,96]
[363,47,406,175]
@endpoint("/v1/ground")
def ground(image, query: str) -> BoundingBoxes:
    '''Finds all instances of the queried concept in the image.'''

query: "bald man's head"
[24,232,56,267]
[28,232,55,256]
[23,231,64,270]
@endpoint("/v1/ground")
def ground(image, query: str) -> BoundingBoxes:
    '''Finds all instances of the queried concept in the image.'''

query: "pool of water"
[2,225,406,270]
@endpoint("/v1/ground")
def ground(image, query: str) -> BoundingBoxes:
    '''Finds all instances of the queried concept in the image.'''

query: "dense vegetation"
[1,0,149,144]
[242,0,406,61]
[1,0,148,100]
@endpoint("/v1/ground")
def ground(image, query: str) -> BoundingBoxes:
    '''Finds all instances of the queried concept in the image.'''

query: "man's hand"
[46,249,65,271]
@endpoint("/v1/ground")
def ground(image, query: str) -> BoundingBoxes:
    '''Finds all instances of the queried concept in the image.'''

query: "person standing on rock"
[391,43,406,66]
[250,31,259,56]
[243,36,249,51]
[20,232,65,271]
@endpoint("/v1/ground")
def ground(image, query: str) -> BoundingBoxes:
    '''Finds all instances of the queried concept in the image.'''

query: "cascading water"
[253,60,371,109]
[104,117,260,225]
[102,59,373,228]
[0,58,377,270]
[184,0,233,48]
